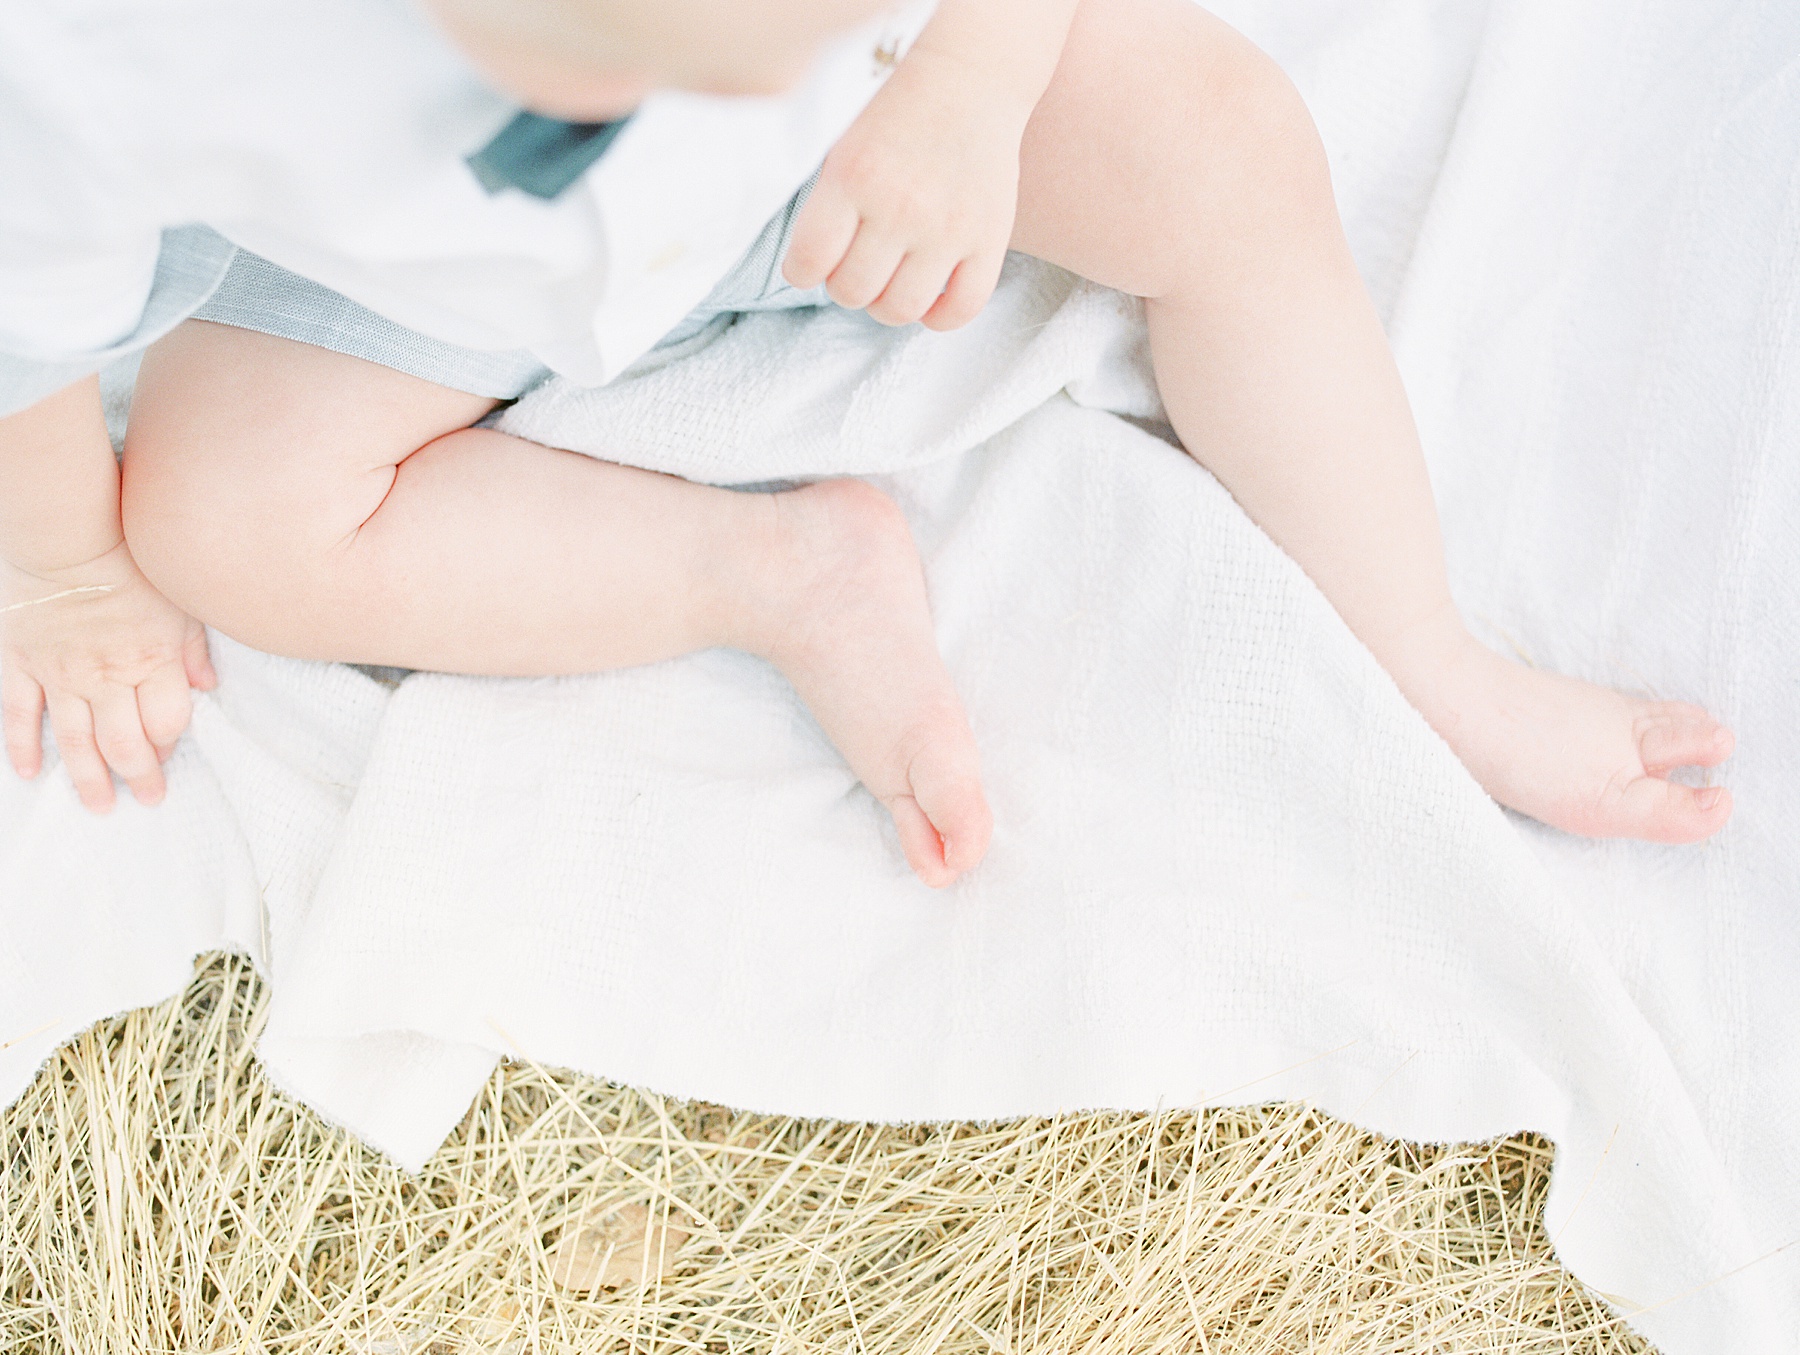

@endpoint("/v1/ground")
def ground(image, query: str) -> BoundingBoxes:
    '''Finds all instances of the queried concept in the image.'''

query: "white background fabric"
[4,2,1797,1352]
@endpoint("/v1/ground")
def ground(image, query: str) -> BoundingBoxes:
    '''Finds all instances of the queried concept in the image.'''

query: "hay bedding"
[2,956,1650,1354]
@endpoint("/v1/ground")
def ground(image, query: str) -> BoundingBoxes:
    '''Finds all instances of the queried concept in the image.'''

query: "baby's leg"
[121,321,988,884]
[1010,0,1732,841]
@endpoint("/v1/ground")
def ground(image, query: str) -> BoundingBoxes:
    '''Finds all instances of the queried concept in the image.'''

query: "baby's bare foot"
[1403,634,1734,843]
[746,478,991,887]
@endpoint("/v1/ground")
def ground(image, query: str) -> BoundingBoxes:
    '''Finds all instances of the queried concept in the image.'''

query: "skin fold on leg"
[122,321,990,885]
[1008,0,1733,844]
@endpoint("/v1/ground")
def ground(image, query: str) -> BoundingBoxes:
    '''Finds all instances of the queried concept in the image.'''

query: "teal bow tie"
[466,112,631,201]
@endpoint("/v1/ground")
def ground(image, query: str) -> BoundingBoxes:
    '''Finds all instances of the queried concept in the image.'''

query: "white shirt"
[0,0,933,412]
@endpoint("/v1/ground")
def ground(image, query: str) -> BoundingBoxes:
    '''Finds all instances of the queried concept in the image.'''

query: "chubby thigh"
[122,321,497,642]
[1010,0,1325,300]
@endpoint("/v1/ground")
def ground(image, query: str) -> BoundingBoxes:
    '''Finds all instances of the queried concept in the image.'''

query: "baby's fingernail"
[1697,787,1723,810]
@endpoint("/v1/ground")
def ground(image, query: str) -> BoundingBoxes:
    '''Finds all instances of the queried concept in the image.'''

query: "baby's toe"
[888,793,959,888]
[1637,706,1735,775]
[890,739,991,888]
[1612,776,1732,844]
[922,772,992,881]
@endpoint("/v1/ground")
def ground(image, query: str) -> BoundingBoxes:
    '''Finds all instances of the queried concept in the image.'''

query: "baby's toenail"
[1697,787,1723,810]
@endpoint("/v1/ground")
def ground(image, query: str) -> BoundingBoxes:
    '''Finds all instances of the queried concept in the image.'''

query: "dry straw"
[2,953,1654,1354]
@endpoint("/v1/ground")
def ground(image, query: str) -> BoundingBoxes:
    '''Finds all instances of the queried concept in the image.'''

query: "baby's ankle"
[1369,602,1480,697]
[702,491,806,661]
[715,478,919,668]
[1368,601,1497,730]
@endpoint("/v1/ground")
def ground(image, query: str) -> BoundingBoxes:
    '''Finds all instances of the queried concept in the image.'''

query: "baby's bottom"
[122,323,988,885]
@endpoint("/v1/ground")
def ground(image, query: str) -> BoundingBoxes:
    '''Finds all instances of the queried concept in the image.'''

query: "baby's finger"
[90,688,162,804]
[867,253,957,327]
[183,622,218,691]
[90,687,165,808]
[2,665,46,780]
[922,252,1007,333]
[826,226,907,313]
[782,187,861,291]
[136,662,195,763]
[45,692,115,813]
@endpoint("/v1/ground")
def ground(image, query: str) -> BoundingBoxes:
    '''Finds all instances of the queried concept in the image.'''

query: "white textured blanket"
[4,2,1797,1352]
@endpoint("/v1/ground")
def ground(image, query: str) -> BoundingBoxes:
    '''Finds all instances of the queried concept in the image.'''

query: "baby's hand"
[783,52,1029,331]
[2,541,216,812]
